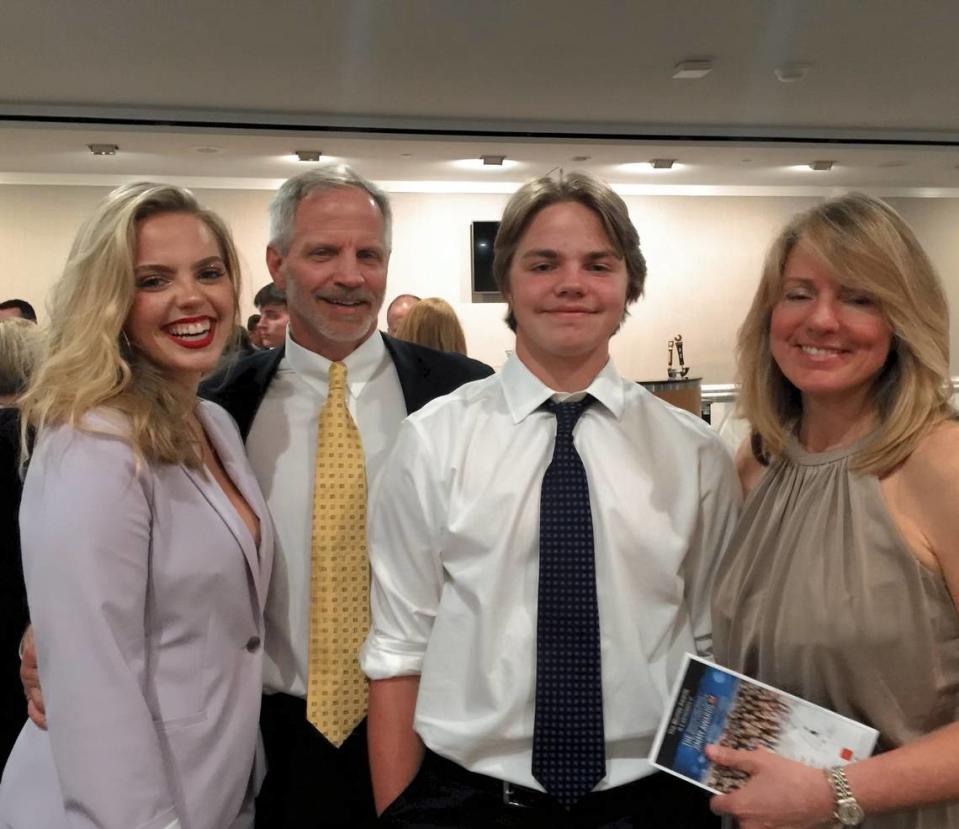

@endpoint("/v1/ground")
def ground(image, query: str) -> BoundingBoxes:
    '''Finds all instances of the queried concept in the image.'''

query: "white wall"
[0,184,274,324]
[384,192,818,379]
[2,185,957,383]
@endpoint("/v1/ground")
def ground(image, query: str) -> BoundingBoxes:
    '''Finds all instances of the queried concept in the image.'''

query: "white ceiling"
[3,0,959,192]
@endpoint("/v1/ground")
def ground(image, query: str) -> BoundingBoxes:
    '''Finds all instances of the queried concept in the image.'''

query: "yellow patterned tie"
[307,360,369,746]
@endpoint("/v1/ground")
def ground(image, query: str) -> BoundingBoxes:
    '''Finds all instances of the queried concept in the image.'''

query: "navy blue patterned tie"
[532,397,605,808]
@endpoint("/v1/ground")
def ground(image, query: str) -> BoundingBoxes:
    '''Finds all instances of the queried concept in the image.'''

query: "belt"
[424,752,553,808]
[424,751,654,810]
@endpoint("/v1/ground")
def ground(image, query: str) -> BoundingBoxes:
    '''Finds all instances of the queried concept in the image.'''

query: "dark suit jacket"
[199,333,493,439]
[0,407,28,770]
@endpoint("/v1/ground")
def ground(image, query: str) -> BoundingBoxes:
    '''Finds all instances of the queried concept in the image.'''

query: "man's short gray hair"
[268,165,392,254]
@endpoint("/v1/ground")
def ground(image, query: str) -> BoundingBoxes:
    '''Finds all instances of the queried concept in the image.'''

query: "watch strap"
[825,766,864,826]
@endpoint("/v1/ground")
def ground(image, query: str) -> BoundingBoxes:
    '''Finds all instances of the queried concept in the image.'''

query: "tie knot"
[543,396,593,437]
[328,361,348,397]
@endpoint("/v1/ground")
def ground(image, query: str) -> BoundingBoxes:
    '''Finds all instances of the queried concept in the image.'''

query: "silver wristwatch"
[825,766,865,827]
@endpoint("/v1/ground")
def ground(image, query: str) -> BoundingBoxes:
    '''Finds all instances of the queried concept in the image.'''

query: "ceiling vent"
[88,143,118,156]
[775,64,810,83]
[672,60,713,79]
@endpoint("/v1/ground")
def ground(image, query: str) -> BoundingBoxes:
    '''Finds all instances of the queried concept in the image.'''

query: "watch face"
[838,799,865,824]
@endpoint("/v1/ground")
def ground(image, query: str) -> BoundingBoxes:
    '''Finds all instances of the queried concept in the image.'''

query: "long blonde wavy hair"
[737,192,954,475]
[394,297,468,355]
[19,182,242,469]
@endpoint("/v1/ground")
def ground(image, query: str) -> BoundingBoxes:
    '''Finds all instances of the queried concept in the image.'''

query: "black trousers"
[379,750,719,828]
[255,693,376,828]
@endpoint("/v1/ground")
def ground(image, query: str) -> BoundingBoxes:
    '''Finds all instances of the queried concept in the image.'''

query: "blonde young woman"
[393,296,468,355]
[0,183,273,829]
[710,193,959,829]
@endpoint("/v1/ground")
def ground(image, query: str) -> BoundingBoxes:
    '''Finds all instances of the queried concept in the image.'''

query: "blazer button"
[245,636,261,652]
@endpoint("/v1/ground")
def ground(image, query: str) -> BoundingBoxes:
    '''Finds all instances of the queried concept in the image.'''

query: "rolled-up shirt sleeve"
[361,418,446,680]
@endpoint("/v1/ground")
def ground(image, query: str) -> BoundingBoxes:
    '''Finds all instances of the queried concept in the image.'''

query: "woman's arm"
[710,422,959,828]
[708,722,959,828]
[22,425,180,829]
[734,435,766,498]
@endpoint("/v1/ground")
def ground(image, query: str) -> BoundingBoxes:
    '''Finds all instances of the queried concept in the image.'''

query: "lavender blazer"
[0,401,273,829]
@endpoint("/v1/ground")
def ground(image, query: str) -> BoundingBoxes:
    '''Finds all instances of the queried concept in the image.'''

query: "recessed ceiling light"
[571,155,591,162]
[400,152,413,158]
[774,63,810,83]
[193,146,223,154]
[650,158,677,170]
[481,154,506,166]
[617,161,685,174]
[809,160,835,171]
[673,60,713,79]
[295,150,323,162]
[452,158,519,171]
[88,143,118,156]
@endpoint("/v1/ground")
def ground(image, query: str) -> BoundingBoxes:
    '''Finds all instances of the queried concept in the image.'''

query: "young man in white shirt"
[361,172,740,827]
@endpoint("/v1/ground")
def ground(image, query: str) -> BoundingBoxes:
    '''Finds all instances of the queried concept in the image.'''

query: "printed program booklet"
[649,653,879,794]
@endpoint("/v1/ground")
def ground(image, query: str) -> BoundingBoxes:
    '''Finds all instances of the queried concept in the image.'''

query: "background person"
[393,296,468,355]
[0,182,274,829]
[253,282,289,347]
[385,292,419,335]
[0,318,40,407]
[0,318,41,771]
[0,300,36,323]
[247,313,263,348]
[710,193,959,829]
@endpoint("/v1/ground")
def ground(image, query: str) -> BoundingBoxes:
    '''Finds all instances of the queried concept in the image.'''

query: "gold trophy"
[640,334,701,416]
[667,334,690,379]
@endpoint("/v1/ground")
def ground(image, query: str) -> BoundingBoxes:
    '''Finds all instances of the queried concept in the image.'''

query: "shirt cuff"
[359,635,426,680]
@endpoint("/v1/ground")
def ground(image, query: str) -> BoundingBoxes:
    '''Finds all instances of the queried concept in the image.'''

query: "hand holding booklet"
[649,654,878,794]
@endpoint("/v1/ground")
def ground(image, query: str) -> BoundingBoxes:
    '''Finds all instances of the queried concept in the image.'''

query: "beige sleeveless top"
[712,437,959,828]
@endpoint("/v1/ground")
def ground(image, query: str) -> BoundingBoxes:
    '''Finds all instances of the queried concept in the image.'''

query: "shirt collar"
[284,327,389,400]
[500,351,626,424]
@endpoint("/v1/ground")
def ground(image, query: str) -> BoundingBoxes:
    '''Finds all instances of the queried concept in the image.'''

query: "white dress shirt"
[361,353,740,791]
[246,328,406,697]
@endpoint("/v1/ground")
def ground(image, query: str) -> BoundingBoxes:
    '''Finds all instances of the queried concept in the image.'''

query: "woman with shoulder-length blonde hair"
[394,296,469,355]
[0,182,273,829]
[710,192,959,829]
